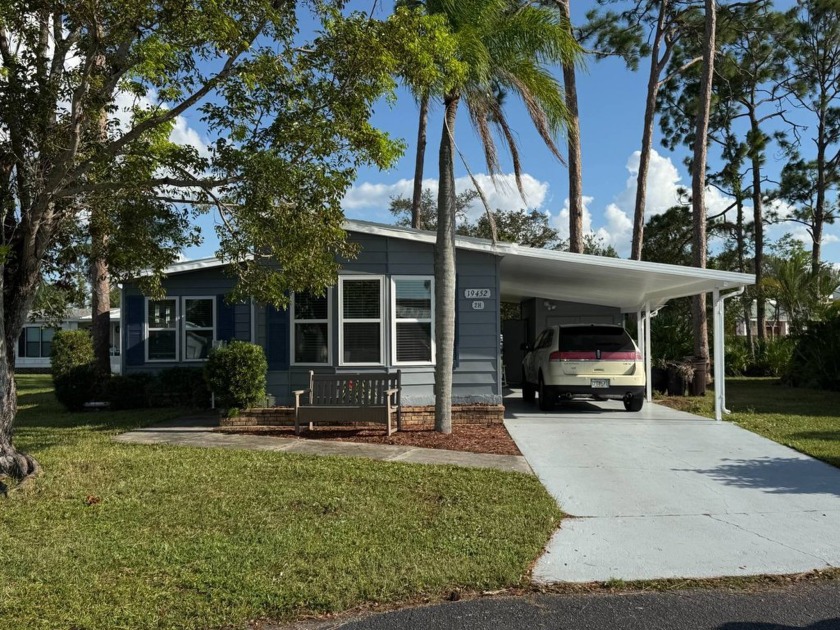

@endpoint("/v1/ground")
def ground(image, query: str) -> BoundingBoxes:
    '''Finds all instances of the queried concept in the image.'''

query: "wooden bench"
[293,370,402,436]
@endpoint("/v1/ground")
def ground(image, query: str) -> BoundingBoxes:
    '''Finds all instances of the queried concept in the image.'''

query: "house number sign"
[464,288,491,299]
[471,301,485,310]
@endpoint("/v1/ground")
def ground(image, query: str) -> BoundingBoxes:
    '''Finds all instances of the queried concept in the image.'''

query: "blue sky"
[177,0,839,264]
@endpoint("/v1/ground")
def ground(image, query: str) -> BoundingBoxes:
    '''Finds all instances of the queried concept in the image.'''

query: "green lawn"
[657,377,840,468]
[0,375,561,630]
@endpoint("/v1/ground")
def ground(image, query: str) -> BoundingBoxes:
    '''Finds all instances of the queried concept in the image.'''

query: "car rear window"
[558,326,636,353]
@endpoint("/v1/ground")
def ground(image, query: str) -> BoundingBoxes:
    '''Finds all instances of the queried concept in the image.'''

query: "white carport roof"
[345,220,754,311]
[152,219,755,311]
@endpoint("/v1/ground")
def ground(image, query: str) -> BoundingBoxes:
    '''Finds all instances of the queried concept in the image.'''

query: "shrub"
[105,373,153,410]
[785,314,840,390]
[105,369,211,410]
[51,330,101,411]
[724,339,750,376]
[745,338,794,377]
[153,367,211,408]
[204,341,267,409]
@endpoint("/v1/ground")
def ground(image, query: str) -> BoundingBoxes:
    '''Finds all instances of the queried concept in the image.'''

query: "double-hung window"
[391,276,434,365]
[19,326,55,358]
[291,292,330,364]
[183,297,215,360]
[339,277,383,365]
[147,298,178,361]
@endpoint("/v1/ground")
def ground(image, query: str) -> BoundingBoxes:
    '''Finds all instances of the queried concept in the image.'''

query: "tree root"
[0,448,41,496]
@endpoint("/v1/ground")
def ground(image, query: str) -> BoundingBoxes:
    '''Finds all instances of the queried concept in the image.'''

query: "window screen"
[340,278,382,364]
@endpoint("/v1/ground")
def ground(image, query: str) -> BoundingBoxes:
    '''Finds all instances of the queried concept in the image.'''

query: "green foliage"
[105,369,210,410]
[50,330,100,411]
[785,312,840,390]
[105,374,154,411]
[651,299,693,361]
[725,337,794,377]
[204,341,267,409]
[762,244,840,334]
[389,188,478,231]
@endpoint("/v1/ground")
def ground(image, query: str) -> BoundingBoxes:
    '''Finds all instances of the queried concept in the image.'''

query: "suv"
[521,324,646,412]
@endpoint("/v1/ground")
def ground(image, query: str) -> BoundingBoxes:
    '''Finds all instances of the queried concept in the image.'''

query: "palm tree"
[763,248,840,335]
[424,0,579,432]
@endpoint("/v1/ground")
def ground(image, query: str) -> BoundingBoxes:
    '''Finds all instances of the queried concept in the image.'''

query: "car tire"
[538,374,554,411]
[624,394,644,412]
[522,371,535,403]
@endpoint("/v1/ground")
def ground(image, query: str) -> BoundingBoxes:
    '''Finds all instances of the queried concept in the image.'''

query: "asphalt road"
[281,582,840,630]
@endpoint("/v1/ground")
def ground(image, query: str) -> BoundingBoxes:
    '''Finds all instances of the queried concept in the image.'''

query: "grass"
[656,377,840,468]
[0,375,561,630]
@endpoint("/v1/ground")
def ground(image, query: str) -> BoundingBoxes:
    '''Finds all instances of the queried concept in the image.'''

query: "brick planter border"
[220,403,505,428]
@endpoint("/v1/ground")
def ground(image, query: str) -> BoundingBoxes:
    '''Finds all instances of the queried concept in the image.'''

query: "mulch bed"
[215,424,521,456]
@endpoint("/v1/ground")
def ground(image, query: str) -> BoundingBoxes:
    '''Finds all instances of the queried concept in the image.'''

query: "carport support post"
[644,302,652,402]
[713,288,723,422]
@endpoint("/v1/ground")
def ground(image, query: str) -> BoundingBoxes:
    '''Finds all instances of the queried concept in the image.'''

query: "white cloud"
[343,173,551,221]
[111,89,210,159]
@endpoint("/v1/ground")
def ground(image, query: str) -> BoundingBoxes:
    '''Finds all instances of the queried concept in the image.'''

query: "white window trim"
[181,296,216,362]
[22,325,53,358]
[290,291,332,366]
[145,297,179,363]
[338,275,385,367]
[391,276,435,366]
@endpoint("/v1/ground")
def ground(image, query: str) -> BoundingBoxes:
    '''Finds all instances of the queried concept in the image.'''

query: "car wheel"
[624,394,644,412]
[522,371,535,403]
[538,374,554,411]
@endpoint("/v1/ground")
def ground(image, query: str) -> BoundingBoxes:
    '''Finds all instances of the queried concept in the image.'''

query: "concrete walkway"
[504,395,840,584]
[114,417,532,475]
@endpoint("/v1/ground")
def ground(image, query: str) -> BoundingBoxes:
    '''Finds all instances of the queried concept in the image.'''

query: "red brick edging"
[220,404,505,428]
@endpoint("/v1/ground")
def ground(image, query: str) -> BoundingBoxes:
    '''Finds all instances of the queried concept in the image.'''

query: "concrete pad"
[504,395,840,583]
[532,515,832,583]
[114,420,532,474]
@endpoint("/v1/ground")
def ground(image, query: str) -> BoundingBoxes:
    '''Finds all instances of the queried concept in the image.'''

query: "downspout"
[643,304,661,402]
[713,286,745,421]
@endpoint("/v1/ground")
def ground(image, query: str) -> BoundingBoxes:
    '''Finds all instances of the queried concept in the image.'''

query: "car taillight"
[599,351,643,361]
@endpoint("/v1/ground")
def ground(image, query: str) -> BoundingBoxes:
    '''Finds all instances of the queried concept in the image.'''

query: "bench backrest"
[308,371,401,407]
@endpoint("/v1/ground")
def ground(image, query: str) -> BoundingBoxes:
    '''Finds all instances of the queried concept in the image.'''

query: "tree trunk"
[735,193,754,352]
[557,0,583,254]
[690,0,716,391]
[632,0,669,261]
[90,232,111,376]
[434,94,460,434]
[748,110,766,342]
[814,111,827,275]
[411,93,429,230]
[0,274,38,484]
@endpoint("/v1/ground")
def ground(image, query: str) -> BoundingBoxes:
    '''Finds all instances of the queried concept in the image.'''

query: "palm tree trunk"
[632,0,669,261]
[691,0,716,390]
[412,93,430,230]
[556,0,583,254]
[434,93,460,434]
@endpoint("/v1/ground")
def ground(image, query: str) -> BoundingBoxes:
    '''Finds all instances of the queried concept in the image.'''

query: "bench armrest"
[292,389,309,408]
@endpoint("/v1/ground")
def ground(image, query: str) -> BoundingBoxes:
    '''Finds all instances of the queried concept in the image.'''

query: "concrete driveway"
[503,394,840,583]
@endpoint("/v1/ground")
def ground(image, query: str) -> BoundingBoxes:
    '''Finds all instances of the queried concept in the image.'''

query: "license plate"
[590,379,610,388]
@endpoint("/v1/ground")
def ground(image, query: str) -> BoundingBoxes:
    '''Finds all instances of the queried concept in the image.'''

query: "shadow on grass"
[681,457,840,498]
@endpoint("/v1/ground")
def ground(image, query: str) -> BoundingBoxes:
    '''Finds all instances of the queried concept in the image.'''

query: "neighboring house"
[18,308,121,373]
[735,300,791,338]
[120,220,753,418]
